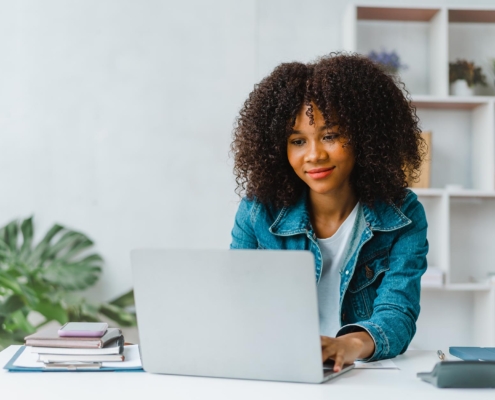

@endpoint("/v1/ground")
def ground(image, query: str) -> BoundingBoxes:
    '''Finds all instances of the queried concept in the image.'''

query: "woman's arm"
[230,198,258,249]
[336,196,428,361]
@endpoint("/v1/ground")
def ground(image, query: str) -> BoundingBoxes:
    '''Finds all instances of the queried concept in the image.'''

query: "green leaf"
[99,303,136,326]
[59,238,95,262]
[40,260,101,291]
[110,289,135,308]
[80,302,100,318]
[34,300,68,325]
[78,254,103,264]
[0,330,23,350]
[0,271,23,295]
[0,271,39,307]
[0,216,135,347]
[0,239,10,263]
[19,217,34,260]
[28,224,64,265]
[8,310,35,334]
[0,220,19,251]
[0,295,25,316]
[43,231,91,261]
[65,298,100,322]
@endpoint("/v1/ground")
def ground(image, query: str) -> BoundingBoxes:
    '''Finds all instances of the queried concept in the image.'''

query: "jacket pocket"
[348,248,390,319]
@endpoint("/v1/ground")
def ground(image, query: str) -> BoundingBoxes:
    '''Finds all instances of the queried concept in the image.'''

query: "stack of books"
[24,326,125,367]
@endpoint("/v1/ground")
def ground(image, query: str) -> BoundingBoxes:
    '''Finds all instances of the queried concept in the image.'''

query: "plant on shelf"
[449,59,487,96]
[367,49,407,75]
[490,58,495,87]
[0,217,136,350]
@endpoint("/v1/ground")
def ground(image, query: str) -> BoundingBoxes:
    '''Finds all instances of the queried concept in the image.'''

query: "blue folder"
[449,347,495,361]
[4,346,144,372]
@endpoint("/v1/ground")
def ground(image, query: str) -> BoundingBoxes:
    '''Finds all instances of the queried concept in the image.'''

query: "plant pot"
[450,79,474,96]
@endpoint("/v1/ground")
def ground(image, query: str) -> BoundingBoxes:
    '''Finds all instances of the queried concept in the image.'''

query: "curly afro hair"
[231,52,426,208]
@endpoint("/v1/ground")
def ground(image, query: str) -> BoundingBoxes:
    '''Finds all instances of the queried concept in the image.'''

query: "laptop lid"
[131,249,325,383]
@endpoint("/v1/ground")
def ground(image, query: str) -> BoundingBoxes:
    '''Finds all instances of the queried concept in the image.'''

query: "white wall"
[0,0,256,301]
[1,0,495,306]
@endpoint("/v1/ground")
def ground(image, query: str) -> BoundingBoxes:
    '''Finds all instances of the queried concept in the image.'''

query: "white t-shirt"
[316,202,359,337]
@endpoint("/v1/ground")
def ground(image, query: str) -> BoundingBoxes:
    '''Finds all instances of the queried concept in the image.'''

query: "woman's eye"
[323,134,339,141]
[291,139,305,146]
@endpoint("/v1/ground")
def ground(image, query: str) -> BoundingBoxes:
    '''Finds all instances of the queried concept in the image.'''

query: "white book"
[39,353,124,363]
[30,336,123,355]
[13,345,142,369]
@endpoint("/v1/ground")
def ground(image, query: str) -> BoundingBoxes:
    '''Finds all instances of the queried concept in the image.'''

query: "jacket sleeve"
[337,197,428,361]
[230,198,258,249]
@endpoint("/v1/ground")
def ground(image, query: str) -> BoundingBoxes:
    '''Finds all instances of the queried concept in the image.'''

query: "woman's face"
[287,103,355,196]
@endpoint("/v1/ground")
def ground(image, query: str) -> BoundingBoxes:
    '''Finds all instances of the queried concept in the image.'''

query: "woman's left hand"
[321,331,375,372]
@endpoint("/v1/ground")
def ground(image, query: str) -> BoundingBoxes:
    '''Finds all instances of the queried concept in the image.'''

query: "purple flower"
[367,50,407,74]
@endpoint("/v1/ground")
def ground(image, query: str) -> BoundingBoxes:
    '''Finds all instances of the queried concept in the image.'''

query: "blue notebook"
[4,346,144,372]
[449,347,495,361]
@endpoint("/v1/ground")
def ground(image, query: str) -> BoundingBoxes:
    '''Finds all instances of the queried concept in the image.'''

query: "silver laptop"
[131,249,354,383]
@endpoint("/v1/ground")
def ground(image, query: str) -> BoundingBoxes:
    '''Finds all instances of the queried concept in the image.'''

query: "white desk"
[0,346,493,399]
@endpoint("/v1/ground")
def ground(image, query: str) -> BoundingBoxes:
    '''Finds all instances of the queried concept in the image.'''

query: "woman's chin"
[306,181,352,197]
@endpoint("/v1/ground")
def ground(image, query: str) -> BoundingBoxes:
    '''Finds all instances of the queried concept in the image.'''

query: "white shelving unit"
[342,5,495,349]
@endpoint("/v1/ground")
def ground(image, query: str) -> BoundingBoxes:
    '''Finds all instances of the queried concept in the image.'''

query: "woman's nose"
[304,140,327,163]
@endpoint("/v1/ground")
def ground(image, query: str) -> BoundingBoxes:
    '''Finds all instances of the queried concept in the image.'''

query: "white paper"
[354,359,399,369]
[13,345,142,369]
[103,346,142,368]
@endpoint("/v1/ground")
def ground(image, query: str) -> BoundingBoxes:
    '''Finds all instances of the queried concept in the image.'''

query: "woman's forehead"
[292,102,339,130]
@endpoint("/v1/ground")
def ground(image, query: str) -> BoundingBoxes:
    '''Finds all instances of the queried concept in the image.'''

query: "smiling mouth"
[306,167,335,179]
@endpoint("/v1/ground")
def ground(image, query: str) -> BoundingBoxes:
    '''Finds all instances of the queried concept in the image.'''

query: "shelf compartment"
[343,5,447,96]
[412,188,445,197]
[449,197,495,285]
[414,103,494,191]
[449,9,495,23]
[412,95,494,110]
[357,7,440,22]
[447,190,495,198]
[449,11,495,97]
[445,283,493,291]
[414,188,495,197]
[418,197,448,273]
[421,283,493,291]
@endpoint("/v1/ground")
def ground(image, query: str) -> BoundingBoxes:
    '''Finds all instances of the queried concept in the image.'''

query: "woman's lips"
[306,167,335,179]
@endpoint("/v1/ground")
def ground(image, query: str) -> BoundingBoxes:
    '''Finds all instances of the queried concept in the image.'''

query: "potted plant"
[367,49,407,75]
[449,59,487,96]
[0,217,136,349]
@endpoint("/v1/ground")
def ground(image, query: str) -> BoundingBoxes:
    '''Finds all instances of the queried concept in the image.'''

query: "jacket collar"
[268,193,310,236]
[269,190,412,236]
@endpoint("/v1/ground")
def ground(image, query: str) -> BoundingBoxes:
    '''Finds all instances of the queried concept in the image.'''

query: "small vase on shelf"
[450,79,474,96]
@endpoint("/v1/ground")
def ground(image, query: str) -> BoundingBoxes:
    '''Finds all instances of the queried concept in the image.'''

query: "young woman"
[230,53,428,372]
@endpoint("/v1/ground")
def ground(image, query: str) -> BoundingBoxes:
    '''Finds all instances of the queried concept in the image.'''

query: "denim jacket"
[230,189,428,361]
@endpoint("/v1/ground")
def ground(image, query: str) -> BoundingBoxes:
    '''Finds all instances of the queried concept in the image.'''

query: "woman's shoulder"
[398,189,425,220]
[365,189,426,231]
[236,196,283,228]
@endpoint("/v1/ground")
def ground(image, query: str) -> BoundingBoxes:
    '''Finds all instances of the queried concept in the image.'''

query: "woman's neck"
[308,185,358,239]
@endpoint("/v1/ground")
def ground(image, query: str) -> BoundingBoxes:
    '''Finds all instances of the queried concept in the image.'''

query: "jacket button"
[365,265,374,279]
[312,232,316,240]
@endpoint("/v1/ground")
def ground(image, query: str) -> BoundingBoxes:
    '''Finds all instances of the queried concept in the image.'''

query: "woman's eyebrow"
[290,125,331,135]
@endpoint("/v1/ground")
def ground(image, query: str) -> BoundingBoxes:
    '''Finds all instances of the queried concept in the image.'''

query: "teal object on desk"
[449,347,495,361]
[3,346,144,372]
[418,361,495,388]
